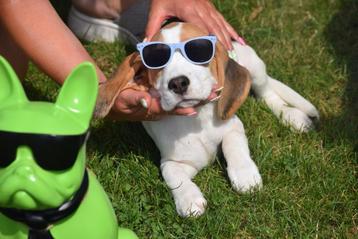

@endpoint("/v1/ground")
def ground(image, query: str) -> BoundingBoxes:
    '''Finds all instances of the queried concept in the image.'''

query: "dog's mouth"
[176,98,202,108]
[158,81,214,111]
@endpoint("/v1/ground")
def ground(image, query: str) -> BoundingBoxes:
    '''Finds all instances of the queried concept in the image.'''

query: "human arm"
[0,0,106,84]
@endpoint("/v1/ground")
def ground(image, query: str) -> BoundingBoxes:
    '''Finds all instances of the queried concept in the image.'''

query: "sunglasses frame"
[136,35,217,69]
[0,130,89,171]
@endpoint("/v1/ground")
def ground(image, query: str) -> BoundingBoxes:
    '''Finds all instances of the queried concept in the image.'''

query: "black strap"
[28,229,54,239]
[0,170,89,239]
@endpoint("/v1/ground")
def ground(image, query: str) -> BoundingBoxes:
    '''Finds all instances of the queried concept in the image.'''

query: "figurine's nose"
[14,146,37,179]
[15,165,35,178]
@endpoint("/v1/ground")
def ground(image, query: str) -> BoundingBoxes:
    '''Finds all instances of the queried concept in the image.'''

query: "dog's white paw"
[174,188,207,217]
[281,107,316,132]
[228,164,262,193]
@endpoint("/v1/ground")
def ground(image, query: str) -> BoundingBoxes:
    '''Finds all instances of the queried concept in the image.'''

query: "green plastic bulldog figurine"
[0,56,137,239]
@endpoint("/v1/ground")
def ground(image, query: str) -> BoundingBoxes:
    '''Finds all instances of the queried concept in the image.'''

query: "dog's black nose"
[168,75,190,95]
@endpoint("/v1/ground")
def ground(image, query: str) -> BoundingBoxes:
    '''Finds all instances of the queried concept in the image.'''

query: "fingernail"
[186,111,197,116]
[140,98,148,108]
[238,37,246,45]
[210,95,222,102]
[215,86,224,93]
[143,37,148,42]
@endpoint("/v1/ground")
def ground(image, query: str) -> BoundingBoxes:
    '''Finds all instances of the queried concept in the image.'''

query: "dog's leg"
[232,43,319,132]
[161,160,207,217]
[222,119,262,192]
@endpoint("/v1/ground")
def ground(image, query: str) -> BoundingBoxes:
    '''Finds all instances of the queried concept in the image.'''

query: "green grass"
[25,0,357,238]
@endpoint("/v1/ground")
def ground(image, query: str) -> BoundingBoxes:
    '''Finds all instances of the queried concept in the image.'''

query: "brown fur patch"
[217,59,251,120]
[95,52,149,118]
[210,39,229,89]
[180,23,209,41]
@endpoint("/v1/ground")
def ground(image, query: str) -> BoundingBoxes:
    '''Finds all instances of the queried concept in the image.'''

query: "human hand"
[145,0,244,50]
[107,85,222,121]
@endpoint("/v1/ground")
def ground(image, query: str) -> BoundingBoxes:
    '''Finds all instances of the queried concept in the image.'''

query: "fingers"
[187,1,239,50]
[108,90,151,121]
[145,0,170,41]
[145,13,167,41]
[121,90,165,121]
[108,87,203,121]
[216,12,242,42]
[204,5,240,50]
[200,2,232,49]
[202,16,230,49]
[144,0,241,50]
[181,2,233,50]
[210,16,233,50]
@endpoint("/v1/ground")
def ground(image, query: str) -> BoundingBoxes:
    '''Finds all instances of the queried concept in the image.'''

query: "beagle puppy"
[96,22,319,217]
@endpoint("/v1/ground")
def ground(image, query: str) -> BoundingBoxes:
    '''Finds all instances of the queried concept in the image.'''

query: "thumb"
[133,91,152,109]
[136,92,165,115]
[145,13,167,40]
[118,89,150,108]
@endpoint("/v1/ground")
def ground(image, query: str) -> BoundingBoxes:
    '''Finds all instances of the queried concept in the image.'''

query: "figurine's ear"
[56,62,98,125]
[0,56,28,109]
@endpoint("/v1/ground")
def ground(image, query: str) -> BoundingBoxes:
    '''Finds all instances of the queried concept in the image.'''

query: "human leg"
[68,0,149,44]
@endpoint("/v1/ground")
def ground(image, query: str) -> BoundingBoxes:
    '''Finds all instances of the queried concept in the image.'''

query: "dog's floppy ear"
[212,42,251,120]
[94,52,148,118]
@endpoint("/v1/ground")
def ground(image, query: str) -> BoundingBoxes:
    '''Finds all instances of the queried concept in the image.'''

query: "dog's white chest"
[143,103,233,169]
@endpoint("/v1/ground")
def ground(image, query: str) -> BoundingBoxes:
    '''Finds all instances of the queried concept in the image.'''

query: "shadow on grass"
[324,0,358,153]
[89,120,161,167]
[22,82,53,102]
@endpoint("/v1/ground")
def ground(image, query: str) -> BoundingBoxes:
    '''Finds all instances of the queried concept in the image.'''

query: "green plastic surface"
[0,56,137,239]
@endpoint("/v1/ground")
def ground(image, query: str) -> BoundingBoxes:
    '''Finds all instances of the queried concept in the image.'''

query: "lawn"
[25,0,357,238]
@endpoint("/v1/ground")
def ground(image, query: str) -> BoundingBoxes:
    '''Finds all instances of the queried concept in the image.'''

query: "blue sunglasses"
[136,36,217,69]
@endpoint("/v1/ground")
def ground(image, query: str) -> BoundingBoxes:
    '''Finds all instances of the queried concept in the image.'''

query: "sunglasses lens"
[185,39,214,63]
[34,134,87,171]
[0,130,87,170]
[142,43,171,68]
[0,131,17,168]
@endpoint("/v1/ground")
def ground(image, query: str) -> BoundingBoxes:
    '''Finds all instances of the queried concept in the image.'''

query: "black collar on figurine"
[0,170,89,239]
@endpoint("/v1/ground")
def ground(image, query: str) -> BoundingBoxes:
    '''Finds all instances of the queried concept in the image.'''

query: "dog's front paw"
[173,186,207,217]
[228,164,262,193]
[281,107,317,132]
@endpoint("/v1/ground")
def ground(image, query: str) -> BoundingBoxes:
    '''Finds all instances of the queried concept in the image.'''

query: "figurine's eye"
[0,140,17,168]
[0,130,88,171]
[0,132,18,168]
[30,133,88,171]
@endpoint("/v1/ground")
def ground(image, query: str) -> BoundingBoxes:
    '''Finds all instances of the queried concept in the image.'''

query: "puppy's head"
[95,22,251,120]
